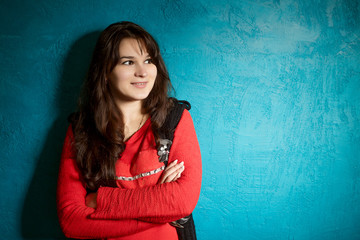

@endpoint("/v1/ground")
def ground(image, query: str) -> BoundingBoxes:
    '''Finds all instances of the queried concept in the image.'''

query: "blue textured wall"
[1,0,359,239]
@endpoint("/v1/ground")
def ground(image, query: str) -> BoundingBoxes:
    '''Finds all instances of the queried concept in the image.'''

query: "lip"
[131,81,147,88]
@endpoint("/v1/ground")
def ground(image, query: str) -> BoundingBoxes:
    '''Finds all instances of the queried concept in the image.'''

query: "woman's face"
[108,38,157,104]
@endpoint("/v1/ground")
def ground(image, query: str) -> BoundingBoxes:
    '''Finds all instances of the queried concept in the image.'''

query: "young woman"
[56,21,202,239]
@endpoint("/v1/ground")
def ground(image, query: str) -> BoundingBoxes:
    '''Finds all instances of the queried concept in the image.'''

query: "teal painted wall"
[1,0,359,239]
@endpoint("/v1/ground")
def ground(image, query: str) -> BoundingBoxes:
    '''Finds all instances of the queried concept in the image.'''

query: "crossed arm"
[86,159,185,209]
[56,110,202,239]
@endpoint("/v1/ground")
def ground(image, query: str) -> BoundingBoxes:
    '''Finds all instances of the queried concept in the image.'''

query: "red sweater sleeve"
[90,110,202,223]
[56,125,159,239]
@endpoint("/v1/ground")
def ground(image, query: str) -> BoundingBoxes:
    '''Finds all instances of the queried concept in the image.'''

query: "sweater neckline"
[125,117,151,144]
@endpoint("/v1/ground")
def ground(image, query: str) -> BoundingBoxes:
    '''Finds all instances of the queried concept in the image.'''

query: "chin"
[132,93,151,101]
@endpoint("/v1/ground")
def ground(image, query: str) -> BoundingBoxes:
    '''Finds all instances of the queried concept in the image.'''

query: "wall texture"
[0,0,359,239]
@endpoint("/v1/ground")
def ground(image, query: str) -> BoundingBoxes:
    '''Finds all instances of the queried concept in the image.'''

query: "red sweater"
[57,110,202,239]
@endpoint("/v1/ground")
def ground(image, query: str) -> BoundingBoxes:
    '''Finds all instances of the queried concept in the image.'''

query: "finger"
[166,165,184,183]
[163,161,184,180]
[161,165,185,184]
[172,172,182,182]
[161,161,183,179]
[163,160,179,173]
[160,162,184,184]
[176,165,185,176]
[166,159,178,169]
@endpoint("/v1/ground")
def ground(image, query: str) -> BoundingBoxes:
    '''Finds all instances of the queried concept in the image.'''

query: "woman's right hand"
[158,160,185,184]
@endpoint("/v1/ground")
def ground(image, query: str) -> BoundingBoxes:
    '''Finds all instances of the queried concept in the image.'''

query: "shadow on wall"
[21,31,101,239]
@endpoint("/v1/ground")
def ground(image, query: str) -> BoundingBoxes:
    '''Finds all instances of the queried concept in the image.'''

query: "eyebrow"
[119,56,134,59]
[119,55,151,60]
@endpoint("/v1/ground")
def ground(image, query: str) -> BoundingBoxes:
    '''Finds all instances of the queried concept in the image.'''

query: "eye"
[122,60,134,65]
[144,58,153,64]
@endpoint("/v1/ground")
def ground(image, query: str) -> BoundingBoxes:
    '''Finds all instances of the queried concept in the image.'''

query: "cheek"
[117,69,132,80]
[109,68,131,84]
[150,65,158,80]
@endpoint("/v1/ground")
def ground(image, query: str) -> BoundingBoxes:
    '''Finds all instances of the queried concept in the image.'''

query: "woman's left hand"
[158,160,185,184]
[85,192,97,209]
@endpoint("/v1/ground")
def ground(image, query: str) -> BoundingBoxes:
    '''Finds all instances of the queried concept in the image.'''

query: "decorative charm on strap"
[158,139,172,163]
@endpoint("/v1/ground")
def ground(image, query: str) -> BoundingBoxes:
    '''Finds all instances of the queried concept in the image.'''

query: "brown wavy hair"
[71,21,174,191]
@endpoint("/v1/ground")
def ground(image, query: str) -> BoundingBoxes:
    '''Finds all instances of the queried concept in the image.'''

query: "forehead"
[118,38,148,56]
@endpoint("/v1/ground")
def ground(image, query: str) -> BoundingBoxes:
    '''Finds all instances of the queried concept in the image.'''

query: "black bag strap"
[157,98,191,166]
[159,99,191,140]
[157,99,197,240]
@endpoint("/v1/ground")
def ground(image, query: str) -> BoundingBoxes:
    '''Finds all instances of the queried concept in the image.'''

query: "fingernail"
[180,161,184,165]
[174,160,178,163]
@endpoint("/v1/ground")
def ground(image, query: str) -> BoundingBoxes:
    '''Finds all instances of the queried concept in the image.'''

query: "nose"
[134,64,147,78]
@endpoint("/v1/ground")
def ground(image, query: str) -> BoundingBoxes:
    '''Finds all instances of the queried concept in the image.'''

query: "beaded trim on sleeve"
[116,165,165,181]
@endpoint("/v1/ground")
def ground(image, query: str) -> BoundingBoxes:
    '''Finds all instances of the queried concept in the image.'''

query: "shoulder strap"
[159,98,191,140]
[157,98,191,166]
[159,99,196,235]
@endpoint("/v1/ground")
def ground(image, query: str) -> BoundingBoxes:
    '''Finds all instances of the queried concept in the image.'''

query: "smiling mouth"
[131,82,147,85]
[131,82,147,88]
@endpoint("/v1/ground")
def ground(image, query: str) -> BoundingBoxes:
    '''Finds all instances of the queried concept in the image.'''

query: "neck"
[115,100,144,125]
[115,100,148,141]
